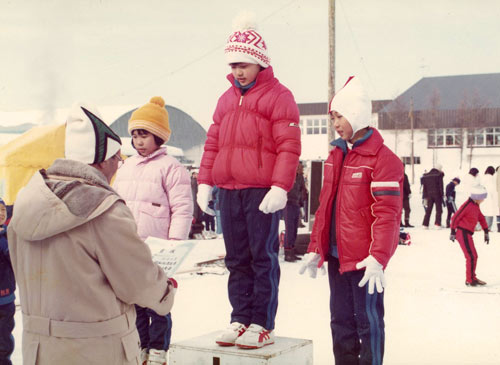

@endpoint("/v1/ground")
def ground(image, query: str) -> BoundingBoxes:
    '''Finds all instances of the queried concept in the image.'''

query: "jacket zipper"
[336,152,349,272]
[226,95,244,179]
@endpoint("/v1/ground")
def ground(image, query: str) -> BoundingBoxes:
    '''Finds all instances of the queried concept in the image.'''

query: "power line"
[337,0,376,96]
[101,0,301,103]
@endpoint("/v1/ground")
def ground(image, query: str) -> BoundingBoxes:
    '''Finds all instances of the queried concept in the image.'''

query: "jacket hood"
[10,159,122,241]
[329,76,372,136]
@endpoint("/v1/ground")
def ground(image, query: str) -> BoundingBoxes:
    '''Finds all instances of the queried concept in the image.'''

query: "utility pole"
[409,98,415,184]
[327,0,335,148]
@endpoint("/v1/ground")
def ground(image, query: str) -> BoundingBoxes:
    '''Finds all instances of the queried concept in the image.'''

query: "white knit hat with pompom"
[224,12,270,68]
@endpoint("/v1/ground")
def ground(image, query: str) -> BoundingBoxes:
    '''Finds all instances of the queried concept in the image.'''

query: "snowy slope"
[10,193,500,364]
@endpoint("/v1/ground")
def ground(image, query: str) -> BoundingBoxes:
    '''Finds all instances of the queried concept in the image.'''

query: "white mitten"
[356,255,386,294]
[196,184,213,214]
[258,186,287,214]
[298,252,326,278]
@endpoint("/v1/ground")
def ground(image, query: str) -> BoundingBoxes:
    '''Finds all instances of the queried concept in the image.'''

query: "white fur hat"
[225,12,270,68]
[329,76,372,136]
[470,185,487,201]
[65,102,122,164]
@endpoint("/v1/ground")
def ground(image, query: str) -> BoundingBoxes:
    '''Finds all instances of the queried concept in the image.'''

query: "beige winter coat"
[8,159,176,365]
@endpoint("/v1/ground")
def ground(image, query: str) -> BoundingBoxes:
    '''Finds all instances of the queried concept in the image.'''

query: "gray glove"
[449,229,456,242]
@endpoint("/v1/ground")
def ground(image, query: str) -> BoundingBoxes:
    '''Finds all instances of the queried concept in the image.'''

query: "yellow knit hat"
[128,96,171,142]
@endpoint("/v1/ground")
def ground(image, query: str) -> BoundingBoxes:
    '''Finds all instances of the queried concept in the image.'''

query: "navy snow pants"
[135,305,172,351]
[0,302,15,365]
[328,256,385,365]
[219,188,280,331]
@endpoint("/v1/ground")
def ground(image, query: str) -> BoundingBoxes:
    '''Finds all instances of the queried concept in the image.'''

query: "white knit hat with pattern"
[225,12,270,68]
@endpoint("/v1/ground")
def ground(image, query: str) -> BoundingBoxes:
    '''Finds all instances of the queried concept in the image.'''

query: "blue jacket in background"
[0,224,16,305]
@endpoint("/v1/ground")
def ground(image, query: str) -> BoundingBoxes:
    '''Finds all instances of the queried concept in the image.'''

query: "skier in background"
[450,185,490,286]
[445,177,461,228]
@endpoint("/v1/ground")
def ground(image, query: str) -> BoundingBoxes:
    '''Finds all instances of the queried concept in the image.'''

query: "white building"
[297,72,500,185]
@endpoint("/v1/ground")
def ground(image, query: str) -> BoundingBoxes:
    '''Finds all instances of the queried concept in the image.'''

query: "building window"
[428,128,462,147]
[303,118,328,135]
[467,128,500,147]
[401,156,421,165]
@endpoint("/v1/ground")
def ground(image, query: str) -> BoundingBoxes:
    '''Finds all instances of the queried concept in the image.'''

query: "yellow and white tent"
[0,123,65,205]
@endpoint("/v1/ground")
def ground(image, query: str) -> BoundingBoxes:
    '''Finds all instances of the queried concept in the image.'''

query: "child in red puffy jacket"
[450,185,490,286]
[197,14,301,349]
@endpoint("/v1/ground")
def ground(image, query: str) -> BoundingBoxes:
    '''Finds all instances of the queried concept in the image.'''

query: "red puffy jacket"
[307,128,403,273]
[450,198,488,233]
[198,66,301,191]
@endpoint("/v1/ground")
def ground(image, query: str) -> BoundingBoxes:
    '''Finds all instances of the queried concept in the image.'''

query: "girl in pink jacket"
[114,96,193,365]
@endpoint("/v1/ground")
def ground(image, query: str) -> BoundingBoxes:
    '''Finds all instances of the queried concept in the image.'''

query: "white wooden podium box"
[169,331,313,365]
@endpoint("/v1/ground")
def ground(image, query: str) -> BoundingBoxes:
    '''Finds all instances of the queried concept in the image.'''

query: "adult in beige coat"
[8,104,176,365]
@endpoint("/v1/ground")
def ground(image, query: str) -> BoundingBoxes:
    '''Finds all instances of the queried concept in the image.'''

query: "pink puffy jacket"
[198,66,301,191]
[114,148,193,241]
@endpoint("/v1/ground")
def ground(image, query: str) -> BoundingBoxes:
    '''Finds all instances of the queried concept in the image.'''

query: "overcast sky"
[1,0,500,130]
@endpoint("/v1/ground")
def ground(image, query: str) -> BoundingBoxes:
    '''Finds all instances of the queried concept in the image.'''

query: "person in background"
[463,167,480,192]
[496,166,500,232]
[0,198,15,365]
[196,14,301,349]
[299,76,403,365]
[481,166,499,232]
[283,162,307,262]
[212,186,223,235]
[421,163,445,229]
[8,103,176,364]
[190,171,205,239]
[402,166,413,227]
[445,177,461,228]
[202,200,217,239]
[450,185,490,286]
[113,96,193,365]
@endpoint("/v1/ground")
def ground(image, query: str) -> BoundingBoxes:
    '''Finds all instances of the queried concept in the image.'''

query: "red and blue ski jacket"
[307,128,403,273]
[451,198,488,233]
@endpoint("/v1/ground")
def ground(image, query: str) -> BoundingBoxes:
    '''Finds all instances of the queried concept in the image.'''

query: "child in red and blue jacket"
[450,185,490,286]
[300,76,403,365]
[0,198,15,365]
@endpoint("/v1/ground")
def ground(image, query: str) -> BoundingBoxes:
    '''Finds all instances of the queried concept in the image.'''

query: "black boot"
[284,249,301,262]
[404,221,414,228]
[284,249,296,262]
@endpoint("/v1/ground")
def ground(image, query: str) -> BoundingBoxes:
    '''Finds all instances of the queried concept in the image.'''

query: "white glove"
[298,253,326,278]
[356,255,386,295]
[259,186,287,214]
[196,184,213,214]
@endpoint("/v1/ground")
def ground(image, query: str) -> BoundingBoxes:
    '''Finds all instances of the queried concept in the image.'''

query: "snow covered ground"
[10,193,500,364]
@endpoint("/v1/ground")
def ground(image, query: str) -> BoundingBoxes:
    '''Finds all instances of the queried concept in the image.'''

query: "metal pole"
[327,0,335,148]
[410,98,415,184]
